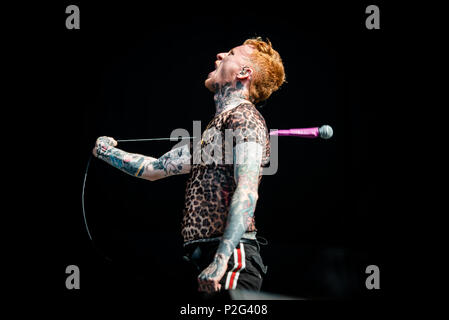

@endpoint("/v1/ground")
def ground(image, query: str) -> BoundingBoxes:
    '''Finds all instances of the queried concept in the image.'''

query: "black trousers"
[181,239,268,301]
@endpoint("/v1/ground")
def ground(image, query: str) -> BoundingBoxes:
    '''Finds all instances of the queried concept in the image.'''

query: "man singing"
[93,37,285,297]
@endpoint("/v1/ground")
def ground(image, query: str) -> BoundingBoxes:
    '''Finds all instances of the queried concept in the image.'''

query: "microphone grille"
[319,125,333,139]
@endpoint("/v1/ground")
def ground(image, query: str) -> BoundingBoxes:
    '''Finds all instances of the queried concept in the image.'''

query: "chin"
[204,77,215,92]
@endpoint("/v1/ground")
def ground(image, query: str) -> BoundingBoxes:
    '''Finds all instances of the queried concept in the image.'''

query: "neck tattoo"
[213,81,251,116]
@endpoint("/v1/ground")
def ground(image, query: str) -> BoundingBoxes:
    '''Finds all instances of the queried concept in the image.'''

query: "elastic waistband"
[183,238,259,252]
[183,231,257,247]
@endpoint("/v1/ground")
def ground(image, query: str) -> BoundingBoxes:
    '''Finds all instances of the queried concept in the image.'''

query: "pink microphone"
[270,125,333,139]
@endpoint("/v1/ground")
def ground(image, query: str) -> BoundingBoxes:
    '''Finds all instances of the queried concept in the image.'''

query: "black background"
[18,1,392,310]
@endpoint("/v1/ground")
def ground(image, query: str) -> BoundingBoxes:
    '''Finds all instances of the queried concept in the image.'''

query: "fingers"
[197,277,222,293]
[96,136,117,147]
[93,136,117,158]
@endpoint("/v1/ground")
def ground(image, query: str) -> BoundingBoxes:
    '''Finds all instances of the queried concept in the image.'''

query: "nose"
[216,52,227,60]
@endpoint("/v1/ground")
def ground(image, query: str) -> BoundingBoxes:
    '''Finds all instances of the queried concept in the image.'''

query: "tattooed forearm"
[150,146,190,176]
[215,142,262,259]
[95,137,191,180]
[96,140,151,177]
[216,176,258,258]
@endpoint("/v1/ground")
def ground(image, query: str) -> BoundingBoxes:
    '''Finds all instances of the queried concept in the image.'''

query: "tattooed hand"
[93,136,118,158]
[197,254,229,293]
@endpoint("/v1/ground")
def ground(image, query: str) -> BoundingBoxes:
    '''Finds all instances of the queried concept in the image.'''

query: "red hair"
[243,37,286,104]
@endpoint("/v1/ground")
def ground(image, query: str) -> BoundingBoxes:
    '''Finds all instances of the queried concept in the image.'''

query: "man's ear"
[236,67,253,80]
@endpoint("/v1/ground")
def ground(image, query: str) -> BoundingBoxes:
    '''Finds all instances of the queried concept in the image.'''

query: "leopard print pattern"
[181,103,270,242]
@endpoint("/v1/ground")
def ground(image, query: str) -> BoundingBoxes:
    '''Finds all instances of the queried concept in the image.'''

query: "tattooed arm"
[93,136,191,181]
[197,141,262,293]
